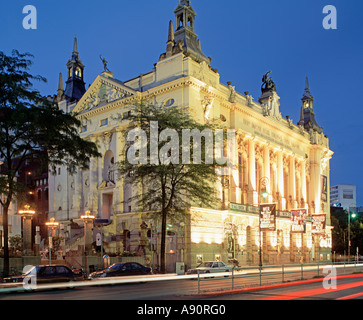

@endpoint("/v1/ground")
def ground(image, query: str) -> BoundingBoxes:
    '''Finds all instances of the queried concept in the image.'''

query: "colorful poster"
[312,214,327,235]
[260,203,276,231]
[291,209,308,233]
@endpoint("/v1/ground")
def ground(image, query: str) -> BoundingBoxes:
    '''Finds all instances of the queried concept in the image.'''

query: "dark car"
[3,265,77,284]
[89,262,152,280]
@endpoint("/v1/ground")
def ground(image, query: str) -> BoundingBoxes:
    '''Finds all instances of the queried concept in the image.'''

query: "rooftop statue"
[261,71,276,93]
[99,55,110,73]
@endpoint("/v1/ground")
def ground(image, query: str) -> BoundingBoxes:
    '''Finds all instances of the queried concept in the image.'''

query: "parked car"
[186,261,233,274]
[3,265,77,284]
[88,262,152,280]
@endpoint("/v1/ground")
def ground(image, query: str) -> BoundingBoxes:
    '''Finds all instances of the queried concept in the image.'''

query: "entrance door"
[102,193,113,220]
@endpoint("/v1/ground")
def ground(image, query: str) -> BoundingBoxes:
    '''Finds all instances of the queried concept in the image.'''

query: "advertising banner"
[291,209,308,233]
[312,214,327,235]
[260,203,276,231]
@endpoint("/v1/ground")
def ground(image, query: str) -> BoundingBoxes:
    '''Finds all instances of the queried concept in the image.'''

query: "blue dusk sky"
[1,0,362,206]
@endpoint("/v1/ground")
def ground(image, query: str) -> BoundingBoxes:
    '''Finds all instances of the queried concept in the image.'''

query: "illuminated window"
[75,67,82,78]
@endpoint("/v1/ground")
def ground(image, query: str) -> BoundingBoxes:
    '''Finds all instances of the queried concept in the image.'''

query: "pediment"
[73,74,138,114]
[98,180,116,190]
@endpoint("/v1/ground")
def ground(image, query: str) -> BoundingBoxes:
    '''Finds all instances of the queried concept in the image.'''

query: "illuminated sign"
[312,214,327,235]
[291,209,308,233]
[260,203,276,231]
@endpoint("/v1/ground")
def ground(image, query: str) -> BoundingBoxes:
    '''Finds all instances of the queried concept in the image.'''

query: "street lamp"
[18,205,36,256]
[258,177,269,269]
[348,203,357,263]
[45,217,59,265]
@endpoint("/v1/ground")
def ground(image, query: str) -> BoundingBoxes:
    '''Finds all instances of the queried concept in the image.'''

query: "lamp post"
[81,210,95,276]
[45,218,59,265]
[258,177,269,269]
[348,203,357,263]
[18,205,36,256]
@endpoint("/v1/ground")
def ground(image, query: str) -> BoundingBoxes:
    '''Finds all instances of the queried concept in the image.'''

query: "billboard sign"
[291,209,308,233]
[260,203,276,231]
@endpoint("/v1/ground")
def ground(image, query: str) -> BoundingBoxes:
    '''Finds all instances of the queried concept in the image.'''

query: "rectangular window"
[100,118,108,126]
[81,125,87,133]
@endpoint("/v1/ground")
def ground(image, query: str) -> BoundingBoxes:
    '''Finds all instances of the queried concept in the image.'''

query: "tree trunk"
[160,207,167,274]
[2,203,9,277]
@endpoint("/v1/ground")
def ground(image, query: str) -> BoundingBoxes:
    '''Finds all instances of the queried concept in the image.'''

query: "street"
[1,264,363,300]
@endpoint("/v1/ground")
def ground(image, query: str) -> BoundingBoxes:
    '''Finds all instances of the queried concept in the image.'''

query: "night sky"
[1,0,362,205]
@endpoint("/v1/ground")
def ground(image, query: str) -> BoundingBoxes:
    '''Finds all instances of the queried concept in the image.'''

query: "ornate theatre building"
[49,0,333,271]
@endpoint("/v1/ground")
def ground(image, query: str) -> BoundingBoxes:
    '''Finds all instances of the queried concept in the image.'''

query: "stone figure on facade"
[227,82,236,103]
[202,96,214,122]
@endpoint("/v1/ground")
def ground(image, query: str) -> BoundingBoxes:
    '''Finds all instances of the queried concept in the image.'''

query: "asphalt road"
[1,264,363,300]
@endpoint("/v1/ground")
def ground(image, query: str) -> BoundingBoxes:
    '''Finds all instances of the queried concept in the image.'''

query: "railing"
[196,261,363,294]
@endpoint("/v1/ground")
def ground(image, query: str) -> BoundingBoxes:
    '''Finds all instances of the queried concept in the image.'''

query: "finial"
[305,75,309,90]
[73,35,78,54]
[168,20,175,43]
[58,73,64,92]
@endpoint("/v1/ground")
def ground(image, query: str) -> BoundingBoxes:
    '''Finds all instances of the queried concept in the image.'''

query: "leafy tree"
[331,206,363,258]
[117,102,225,273]
[0,50,101,276]
[9,235,23,253]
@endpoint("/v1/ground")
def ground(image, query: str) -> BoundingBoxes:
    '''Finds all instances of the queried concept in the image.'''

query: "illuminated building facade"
[49,0,333,271]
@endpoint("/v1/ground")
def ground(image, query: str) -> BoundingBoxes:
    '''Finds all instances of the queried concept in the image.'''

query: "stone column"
[277,151,286,210]
[248,139,257,205]
[114,129,124,214]
[74,170,82,215]
[231,141,242,204]
[310,148,322,214]
[81,211,95,275]
[22,214,34,256]
[88,149,99,214]
[263,145,272,203]
[289,157,297,209]
[301,160,307,209]
[34,226,41,256]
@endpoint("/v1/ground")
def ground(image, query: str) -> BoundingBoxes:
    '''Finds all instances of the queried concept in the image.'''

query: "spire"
[298,76,322,133]
[302,75,314,103]
[65,36,86,103]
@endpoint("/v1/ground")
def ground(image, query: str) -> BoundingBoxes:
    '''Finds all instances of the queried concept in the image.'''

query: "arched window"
[103,150,115,182]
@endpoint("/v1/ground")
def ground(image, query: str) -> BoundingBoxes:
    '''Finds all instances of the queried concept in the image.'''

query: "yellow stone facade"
[50,1,333,271]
